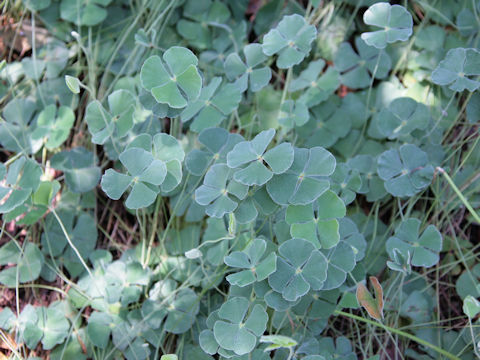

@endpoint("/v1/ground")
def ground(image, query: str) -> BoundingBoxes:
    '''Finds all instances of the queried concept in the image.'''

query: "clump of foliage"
[0,0,480,359]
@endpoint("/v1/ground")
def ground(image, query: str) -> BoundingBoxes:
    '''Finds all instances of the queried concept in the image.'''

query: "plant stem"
[50,207,94,279]
[334,310,461,360]
[436,167,480,223]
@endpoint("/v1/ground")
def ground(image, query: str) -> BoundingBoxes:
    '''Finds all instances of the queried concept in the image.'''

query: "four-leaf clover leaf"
[361,3,413,49]
[195,164,248,218]
[0,157,42,214]
[31,104,74,149]
[85,89,136,145]
[431,48,480,92]
[227,129,294,186]
[377,144,434,197]
[289,59,340,107]
[213,297,268,355]
[101,147,166,209]
[181,77,242,132]
[386,218,442,268]
[335,37,392,89]
[375,97,430,139]
[268,238,328,301]
[141,47,202,108]
[0,98,42,154]
[224,238,277,287]
[186,127,243,176]
[224,44,272,92]
[286,190,346,249]
[266,146,336,205]
[262,14,317,69]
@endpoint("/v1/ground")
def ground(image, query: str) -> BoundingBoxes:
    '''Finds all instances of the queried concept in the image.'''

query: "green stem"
[436,167,480,223]
[286,347,294,360]
[334,310,461,360]
[50,207,94,279]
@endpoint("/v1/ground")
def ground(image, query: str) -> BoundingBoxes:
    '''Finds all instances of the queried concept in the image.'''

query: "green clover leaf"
[466,93,480,124]
[399,290,435,325]
[361,3,413,49]
[377,144,434,197]
[85,89,136,145]
[101,147,167,209]
[0,241,44,287]
[124,133,185,193]
[319,337,356,360]
[41,210,97,278]
[224,43,272,92]
[12,303,70,351]
[22,40,69,80]
[289,59,340,107]
[335,37,392,89]
[102,260,151,307]
[262,14,317,69]
[303,100,352,148]
[286,189,346,249]
[87,312,115,349]
[347,155,387,202]
[111,315,151,359]
[234,186,278,224]
[321,240,356,290]
[268,238,328,301]
[141,47,202,108]
[35,77,78,108]
[142,287,199,334]
[375,97,430,139]
[60,0,113,26]
[3,180,60,226]
[213,297,268,355]
[226,129,294,186]
[50,147,101,193]
[20,57,46,81]
[456,264,480,300]
[170,175,207,222]
[200,22,247,76]
[195,164,248,218]
[36,305,70,350]
[463,295,480,319]
[24,0,51,10]
[431,48,480,92]
[185,127,244,176]
[181,77,242,132]
[177,0,231,49]
[339,218,367,262]
[0,307,15,331]
[278,100,309,128]
[266,146,336,205]
[31,104,74,149]
[151,133,185,192]
[15,305,41,348]
[414,25,445,51]
[224,238,277,287]
[330,163,362,205]
[39,40,69,78]
[386,218,442,268]
[457,7,480,36]
[0,98,42,154]
[0,157,42,214]
[291,289,339,324]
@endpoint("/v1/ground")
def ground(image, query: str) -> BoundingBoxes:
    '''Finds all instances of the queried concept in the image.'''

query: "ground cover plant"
[0,0,479,359]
